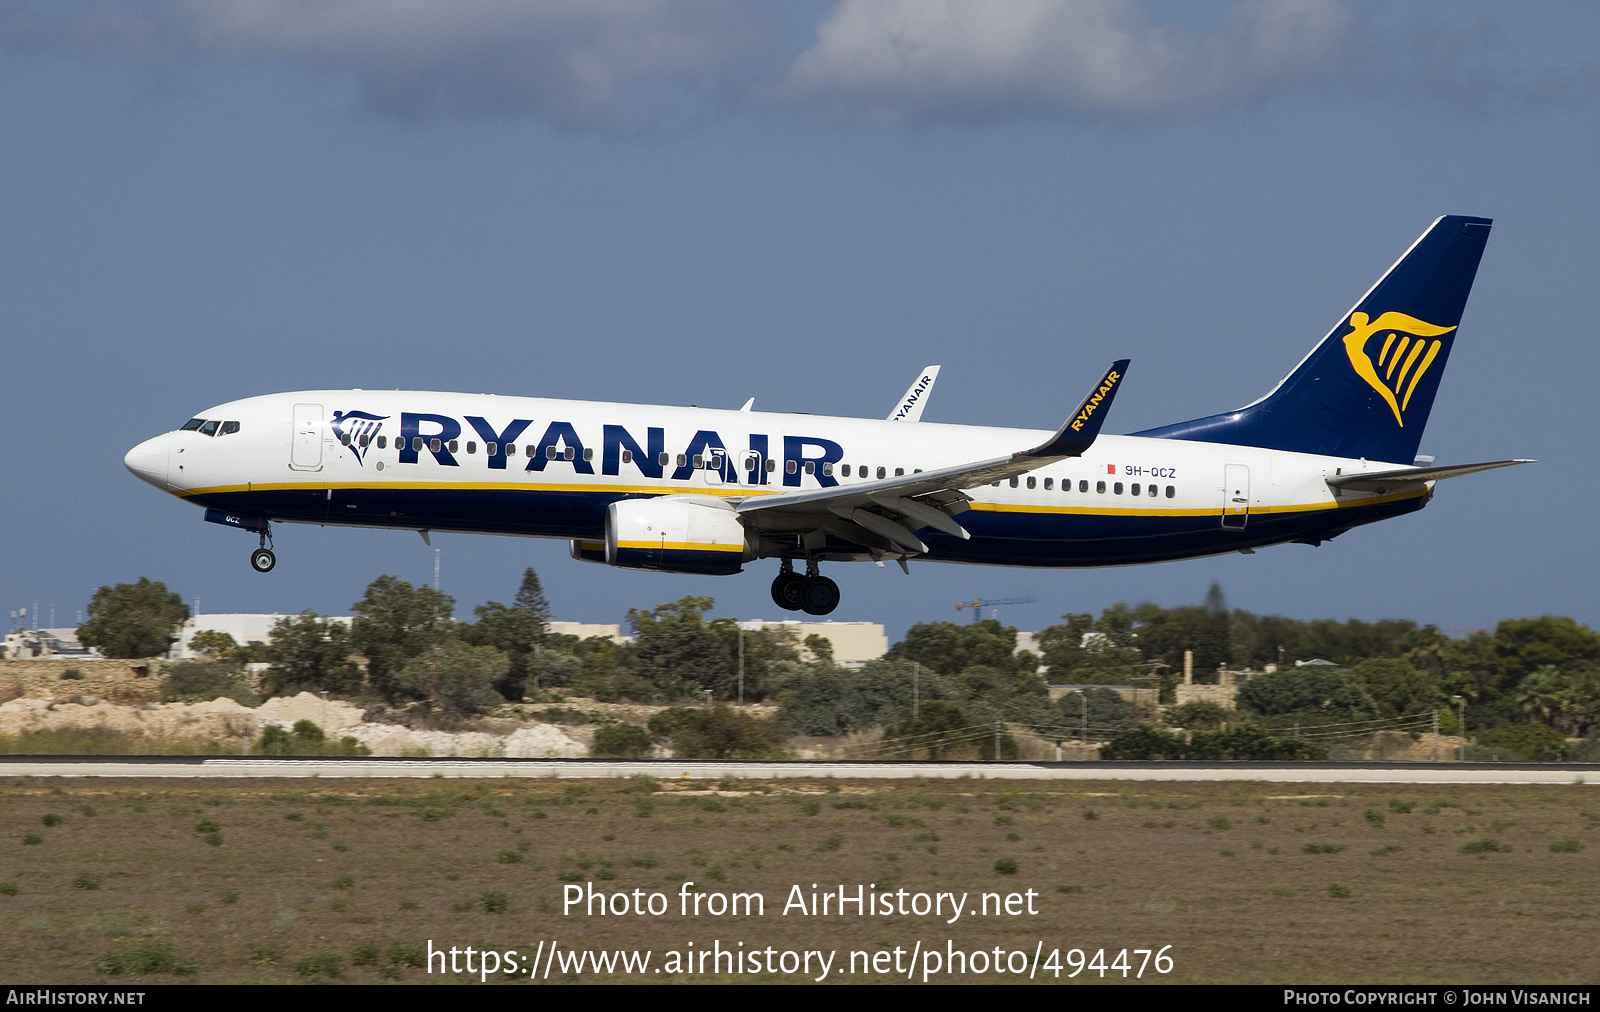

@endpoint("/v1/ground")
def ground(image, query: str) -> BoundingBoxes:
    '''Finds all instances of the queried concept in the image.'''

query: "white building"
[737,619,888,668]
[545,621,632,646]
[171,613,353,660]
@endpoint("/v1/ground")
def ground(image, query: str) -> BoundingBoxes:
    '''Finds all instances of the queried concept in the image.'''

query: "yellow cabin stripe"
[616,541,743,553]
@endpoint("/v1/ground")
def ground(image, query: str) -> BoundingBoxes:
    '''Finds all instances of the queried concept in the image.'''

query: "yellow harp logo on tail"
[1341,311,1456,426]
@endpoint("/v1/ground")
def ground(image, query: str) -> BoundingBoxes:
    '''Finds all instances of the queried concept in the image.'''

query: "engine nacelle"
[605,496,752,575]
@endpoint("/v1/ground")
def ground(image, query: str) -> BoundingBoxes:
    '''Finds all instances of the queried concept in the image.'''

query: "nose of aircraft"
[124,433,170,489]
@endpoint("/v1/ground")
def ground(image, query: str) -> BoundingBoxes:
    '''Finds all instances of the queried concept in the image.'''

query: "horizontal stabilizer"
[1326,458,1533,493]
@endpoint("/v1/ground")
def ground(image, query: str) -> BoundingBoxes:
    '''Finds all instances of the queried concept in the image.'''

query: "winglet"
[1023,360,1130,458]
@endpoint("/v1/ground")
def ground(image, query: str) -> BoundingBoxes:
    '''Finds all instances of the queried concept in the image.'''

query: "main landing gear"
[770,559,839,616]
[249,527,276,574]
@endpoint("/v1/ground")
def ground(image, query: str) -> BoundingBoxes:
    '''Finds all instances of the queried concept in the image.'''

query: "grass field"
[0,775,1595,984]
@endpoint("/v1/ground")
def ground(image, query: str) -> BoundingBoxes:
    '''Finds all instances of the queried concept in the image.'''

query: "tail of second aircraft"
[1132,215,1492,464]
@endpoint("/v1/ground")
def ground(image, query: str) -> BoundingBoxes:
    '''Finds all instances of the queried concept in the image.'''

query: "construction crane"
[955,597,1036,624]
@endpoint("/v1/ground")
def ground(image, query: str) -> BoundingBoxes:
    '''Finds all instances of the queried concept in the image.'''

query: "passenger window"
[677,453,688,467]
[486,442,497,456]
[377,436,387,449]
[430,438,442,453]
[1079,480,1088,493]
[413,437,424,452]
[548,446,559,460]
[766,459,776,473]
[199,420,220,437]
[1097,481,1106,494]
[786,460,797,474]
[876,467,886,479]
[842,464,851,477]
[1114,482,1123,494]
[1166,485,1176,498]
[1009,477,1019,488]
[448,440,458,453]
[221,421,240,436]
[339,433,351,446]
[1043,477,1053,490]
[1130,483,1140,496]
[563,446,575,460]
[659,452,671,466]
[693,454,704,469]
[1026,476,1036,489]
[621,449,633,464]
[822,462,834,476]
[583,447,594,462]
[895,468,904,476]
[358,435,369,448]
[180,418,206,431]
[466,441,476,454]
[1148,484,1157,497]
[805,461,816,475]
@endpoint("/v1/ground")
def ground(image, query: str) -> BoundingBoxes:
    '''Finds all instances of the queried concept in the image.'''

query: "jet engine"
[599,496,752,575]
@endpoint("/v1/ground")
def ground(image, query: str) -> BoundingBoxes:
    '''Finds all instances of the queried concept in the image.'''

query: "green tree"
[777,658,944,737]
[879,700,1012,760]
[1235,667,1378,721]
[1346,658,1441,719]
[187,630,239,659]
[464,601,544,700]
[1514,665,1600,736]
[78,579,189,658]
[888,619,1019,677]
[350,576,454,702]
[396,639,508,716]
[261,612,363,698]
[1055,687,1137,737]
[513,568,551,624]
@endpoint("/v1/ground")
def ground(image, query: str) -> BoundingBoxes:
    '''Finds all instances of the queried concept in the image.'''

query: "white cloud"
[24,0,771,128]
[779,0,1357,124]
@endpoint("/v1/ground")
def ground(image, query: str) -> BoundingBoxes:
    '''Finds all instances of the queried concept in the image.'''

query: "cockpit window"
[220,421,241,436]
[180,418,206,431]
[198,420,220,437]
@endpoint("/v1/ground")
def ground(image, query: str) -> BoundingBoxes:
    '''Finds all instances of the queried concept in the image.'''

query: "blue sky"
[2,1,1596,641]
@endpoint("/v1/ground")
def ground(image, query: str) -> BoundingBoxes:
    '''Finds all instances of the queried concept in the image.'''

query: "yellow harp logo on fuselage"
[1341,311,1456,426]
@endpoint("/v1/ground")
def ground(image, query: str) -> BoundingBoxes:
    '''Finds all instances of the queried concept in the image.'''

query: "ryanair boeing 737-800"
[124,215,1527,616]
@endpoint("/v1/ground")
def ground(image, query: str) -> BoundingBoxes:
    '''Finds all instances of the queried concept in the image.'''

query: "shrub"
[292,720,325,743]
[1459,838,1511,854]
[1163,701,1232,731]
[1101,724,1327,761]
[1207,815,1231,830]
[621,774,660,794]
[389,941,425,967]
[41,813,62,827]
[497,850,521,864]
[351,942,381,966]
[994,857,1019,875]
[161,660,258,706]
[1550,837,1584,853]
[0,882,17,895]
[590,723,653,759]
[295,952,343,979]
[95,940,197,975]
[1364,808,1385,827]
[194,820,220,834]
[1328,883,1351,898]
[481,891,510,913]
[648,706,786,760]
[1470,723,1569,762]
[1302,843,1346,854]
[60,668,85,681]
[73,873,102,890]
[22,833,40,846]
[250,946,281,966]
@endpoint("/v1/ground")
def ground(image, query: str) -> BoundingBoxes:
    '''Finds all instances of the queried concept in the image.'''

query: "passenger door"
[291,403,324,471]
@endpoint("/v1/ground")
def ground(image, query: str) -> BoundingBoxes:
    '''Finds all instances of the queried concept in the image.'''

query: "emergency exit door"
[290,403,324,471]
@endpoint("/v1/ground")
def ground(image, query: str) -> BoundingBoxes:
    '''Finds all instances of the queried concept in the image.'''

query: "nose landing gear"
[249,527,276,573]
[770,559,840,616]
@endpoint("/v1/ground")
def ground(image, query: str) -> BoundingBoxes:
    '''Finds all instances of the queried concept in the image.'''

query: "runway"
[0,756,1596,784]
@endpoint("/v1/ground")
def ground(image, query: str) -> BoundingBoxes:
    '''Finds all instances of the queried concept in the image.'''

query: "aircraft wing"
[736,361,1129,554]
[1326,458,1533,494]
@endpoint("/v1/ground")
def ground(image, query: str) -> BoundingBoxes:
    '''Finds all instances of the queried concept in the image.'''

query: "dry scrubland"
[0,777,1596,984]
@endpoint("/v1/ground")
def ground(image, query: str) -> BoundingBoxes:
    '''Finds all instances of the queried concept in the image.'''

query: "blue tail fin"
[1132,215,1492,463]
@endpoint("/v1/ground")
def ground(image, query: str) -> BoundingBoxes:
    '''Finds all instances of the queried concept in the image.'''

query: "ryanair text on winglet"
[1069,369,1121,433]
